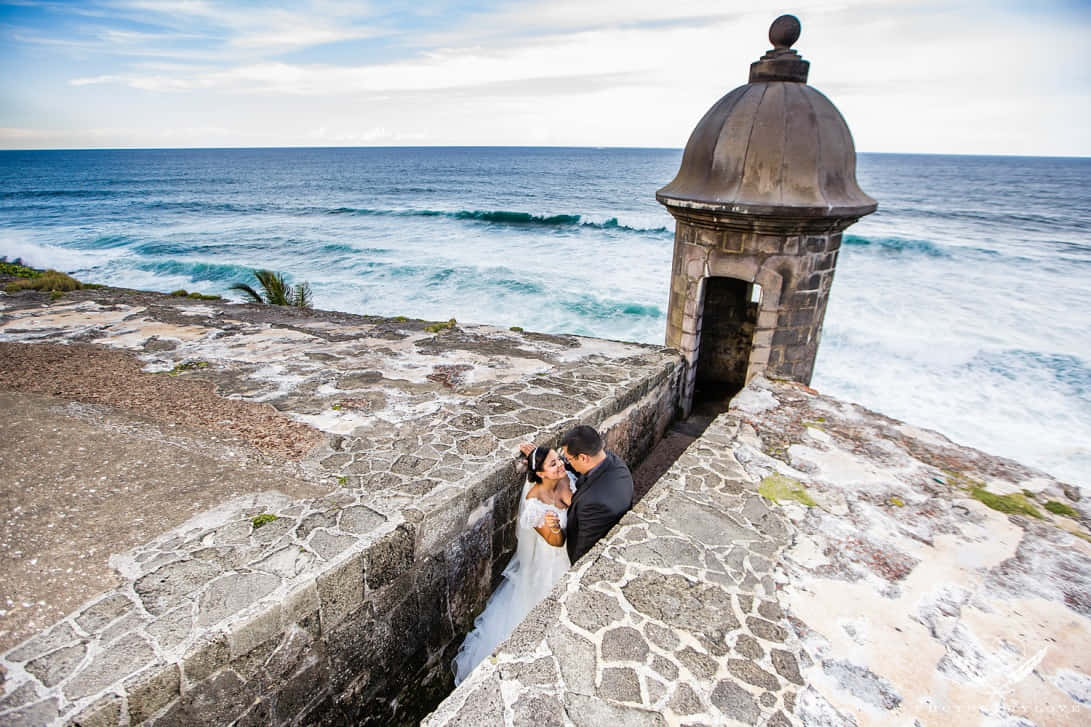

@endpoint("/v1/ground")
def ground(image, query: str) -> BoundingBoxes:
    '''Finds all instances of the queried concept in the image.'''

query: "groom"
[559,425,634,563]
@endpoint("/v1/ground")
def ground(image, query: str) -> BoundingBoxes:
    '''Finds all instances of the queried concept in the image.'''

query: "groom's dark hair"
[561,425,603,457]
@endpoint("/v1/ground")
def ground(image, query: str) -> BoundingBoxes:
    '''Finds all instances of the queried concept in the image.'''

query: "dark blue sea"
[1,147,1088,489]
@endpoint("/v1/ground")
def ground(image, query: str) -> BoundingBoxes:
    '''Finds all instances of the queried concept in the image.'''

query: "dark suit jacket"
[566,451,633,563]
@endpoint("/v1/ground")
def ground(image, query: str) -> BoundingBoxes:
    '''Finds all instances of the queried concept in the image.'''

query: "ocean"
[1,147,1088,490]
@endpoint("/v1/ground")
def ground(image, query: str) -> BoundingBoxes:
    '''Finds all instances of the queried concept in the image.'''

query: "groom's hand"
[518,442,535,456]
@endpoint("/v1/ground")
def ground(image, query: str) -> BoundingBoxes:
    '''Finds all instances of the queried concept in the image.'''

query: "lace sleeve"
[519,498,547,530]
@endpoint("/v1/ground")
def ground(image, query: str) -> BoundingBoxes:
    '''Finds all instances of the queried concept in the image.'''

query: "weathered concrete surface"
[0,389,329,654]
[0,286,683,726]
[425,377,1090,726]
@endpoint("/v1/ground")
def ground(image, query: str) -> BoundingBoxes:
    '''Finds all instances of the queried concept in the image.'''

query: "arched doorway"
[693,276,761,407]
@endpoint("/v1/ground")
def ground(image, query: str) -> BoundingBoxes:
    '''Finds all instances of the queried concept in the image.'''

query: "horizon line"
[1,145,1089,160]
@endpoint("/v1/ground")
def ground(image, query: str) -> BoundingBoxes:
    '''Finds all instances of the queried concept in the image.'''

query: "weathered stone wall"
[0,290,683,726]
[423,376,1090,726]
[664,218,844,413]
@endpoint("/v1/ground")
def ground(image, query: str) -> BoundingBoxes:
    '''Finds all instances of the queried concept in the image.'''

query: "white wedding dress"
[452,475,575,685]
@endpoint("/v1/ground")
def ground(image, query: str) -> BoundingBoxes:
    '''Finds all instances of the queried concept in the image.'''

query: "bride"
[452,445,575,684]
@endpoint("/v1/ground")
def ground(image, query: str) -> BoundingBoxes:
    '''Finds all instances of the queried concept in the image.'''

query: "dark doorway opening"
[633,277,760,499]
[693,276,759,407]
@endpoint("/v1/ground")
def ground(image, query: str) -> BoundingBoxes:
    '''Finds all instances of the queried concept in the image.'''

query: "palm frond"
[229,282,265,304]
[292,282,313,309]
[254,269,293,306]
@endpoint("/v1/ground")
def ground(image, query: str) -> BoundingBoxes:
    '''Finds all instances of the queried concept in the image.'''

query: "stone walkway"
[0,287,681,726]
[425,377,1091,726]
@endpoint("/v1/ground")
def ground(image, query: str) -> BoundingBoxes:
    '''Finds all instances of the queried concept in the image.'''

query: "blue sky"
[1,0,1089,154]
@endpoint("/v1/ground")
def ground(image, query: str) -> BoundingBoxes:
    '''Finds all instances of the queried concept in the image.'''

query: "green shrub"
[1044,500,1079,517]
[4,269,82,293]
[170,289,189,297]
[426,318,457,333]
[0,258,41,278]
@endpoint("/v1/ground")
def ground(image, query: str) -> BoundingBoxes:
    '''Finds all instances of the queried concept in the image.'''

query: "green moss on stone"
[1044,500,1079,518]
[970,487,1043,519]
[509,326,524,332]
[759,474,816,507]
[337,475,348,487]
[425,318,456,333]
[889,497,905,507]
[251,513,278,529]
[167,360,209,376]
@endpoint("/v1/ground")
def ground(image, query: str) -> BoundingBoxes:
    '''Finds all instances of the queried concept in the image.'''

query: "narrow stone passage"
[632,387,737,501]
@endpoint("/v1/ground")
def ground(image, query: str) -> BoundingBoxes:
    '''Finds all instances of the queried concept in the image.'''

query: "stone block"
[803,235,827,253]
[747,616,788,642]
[751,328,774,349]
[64,634,156,701]
[135,559,222,616]
[727,658,781,690]
[274,659,328,723]
[785,342,816,363]
[125,662,180,724]
[772,648,804,685]
[25,642,86,687]
[710,679,760,724]
[229,600,283,659]
[5,698,59,727]
[196,572,280,628]
[417,487,472,556]
[445,675,504,726]
[755,234,785,254]
[598,667,641,702]
[733,633,765,660]
[76,594,134,634]
[444,518,491,634]
[316,551,365,631]
[182,634,229,683]
[7,622,80,663]
[771,327,803,347]
[511,692,564,727]
[281,581,321,630]
[324,606,388,694]
[0,682,37,711]
[366,522,415,590]
[146,604,193,652]
[790,308,817,327]
[563,692,667,727]
[601,626,649,663]
[338,505,386,535]
[310,530,357,561]
[546,629,596,695]
[67,693,122,727]
[147,670,256,727]
[233,697,274,727]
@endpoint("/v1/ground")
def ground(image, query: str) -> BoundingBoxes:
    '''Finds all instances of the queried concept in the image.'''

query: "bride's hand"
[543,511,560,532]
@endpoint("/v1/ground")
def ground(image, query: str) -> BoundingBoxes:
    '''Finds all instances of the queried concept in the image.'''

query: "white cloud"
[5,1,1091,153]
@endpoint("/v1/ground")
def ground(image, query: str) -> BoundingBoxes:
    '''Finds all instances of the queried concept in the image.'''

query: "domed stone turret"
[658,14,876,221]
[657,15,876,415]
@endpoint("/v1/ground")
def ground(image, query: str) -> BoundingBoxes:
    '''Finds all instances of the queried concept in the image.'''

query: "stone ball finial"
[769,14,801,49]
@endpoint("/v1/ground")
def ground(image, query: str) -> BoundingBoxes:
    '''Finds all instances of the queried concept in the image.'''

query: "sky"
[1,0,1089,155]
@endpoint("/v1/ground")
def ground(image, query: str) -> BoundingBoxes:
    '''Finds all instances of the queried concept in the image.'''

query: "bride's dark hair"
[516,446,549,484]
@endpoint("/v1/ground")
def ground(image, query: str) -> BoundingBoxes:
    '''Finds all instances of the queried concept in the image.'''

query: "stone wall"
[0,290,683,726]
[664,217,844,413]
[423,376,1090,726]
